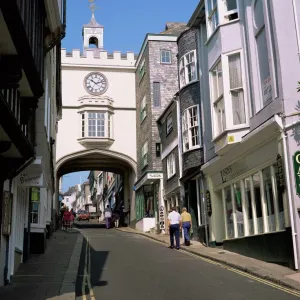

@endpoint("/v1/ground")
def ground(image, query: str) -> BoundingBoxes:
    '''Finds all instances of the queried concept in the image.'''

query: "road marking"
[135,233,300,298]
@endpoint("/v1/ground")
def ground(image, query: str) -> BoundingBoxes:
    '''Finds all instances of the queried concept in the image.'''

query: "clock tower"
[82,3,104,52]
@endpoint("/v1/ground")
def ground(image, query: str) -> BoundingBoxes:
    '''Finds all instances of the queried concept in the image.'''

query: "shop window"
[244,178,254,235]
[274,163,285,229]
[30,187,40,224]
[224,186,234,239]
[252,172,263,233]
[233,182,243,237]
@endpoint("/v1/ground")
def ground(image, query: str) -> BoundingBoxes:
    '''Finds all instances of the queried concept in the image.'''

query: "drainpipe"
[200,172,209,247]
[275,114,299,270]
[292,0,300,61]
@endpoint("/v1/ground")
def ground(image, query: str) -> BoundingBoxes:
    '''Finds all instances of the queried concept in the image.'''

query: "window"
[224,0,238,20]
[161,50,171,64]
[166,114,173,135]
[139,59,146,81]
[228,52,246,125]
[81,114,85,138]
[80,111,112,139]
[211,60,225,136]
[30,187,40,224]
[153,82,161,107]
[222,165,285,240]
[182,105,200,152]
[141,141,148,168]
[167,152,176,179]
[253,0,272,106]
[206,0,219,35]
[88,112,105,137]
[179,50,197,88]
[140,95,147,122]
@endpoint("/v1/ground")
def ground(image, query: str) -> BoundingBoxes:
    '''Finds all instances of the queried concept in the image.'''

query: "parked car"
[77,210,90,221]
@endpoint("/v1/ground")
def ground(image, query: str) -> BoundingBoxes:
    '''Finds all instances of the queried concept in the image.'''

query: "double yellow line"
[145,235,300,298]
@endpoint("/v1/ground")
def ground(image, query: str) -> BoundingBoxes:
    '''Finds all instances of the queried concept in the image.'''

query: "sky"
[61,0,199,192]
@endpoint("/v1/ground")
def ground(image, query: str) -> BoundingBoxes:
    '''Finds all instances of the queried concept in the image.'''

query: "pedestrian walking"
[63,207,72,231]
[113,209,120,228]
[167,207,181,250]
[104,205,112,229]
[70,208,76,229]
[181,207,192,246]
[60,205,67,230]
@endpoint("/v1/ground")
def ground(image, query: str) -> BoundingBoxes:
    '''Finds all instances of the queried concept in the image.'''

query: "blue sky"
[61,0,199,192]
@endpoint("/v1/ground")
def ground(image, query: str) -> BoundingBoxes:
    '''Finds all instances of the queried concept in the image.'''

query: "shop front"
[203,135,293,266]
[134,172,164,233]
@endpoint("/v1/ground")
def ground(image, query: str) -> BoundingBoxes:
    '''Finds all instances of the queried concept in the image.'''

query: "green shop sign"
[293,151,300,196]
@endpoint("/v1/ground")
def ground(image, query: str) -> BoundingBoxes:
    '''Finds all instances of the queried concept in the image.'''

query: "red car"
[77,210,90,221]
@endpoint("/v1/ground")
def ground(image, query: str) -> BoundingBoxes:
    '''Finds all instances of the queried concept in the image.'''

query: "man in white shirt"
[104,205,112,229]
[167,207,182,250]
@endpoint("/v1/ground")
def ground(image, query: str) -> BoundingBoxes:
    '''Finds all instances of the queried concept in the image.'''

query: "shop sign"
[135,173,163,190]
[206,190,212,217]
[276,154,285,192]
[2,192,12,235]
[148,173,163,179]
[18,173,44,187]
[293,151,300,196]
[159,206,165,229]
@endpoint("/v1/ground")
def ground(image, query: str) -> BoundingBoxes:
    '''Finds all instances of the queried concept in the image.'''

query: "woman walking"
[63,207,72,231]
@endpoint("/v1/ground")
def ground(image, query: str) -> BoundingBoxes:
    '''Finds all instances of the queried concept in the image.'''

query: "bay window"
[182,105,201,152]
[80,111,112,139]
[179,50,197,88]
[222,164,285,240]
[206,0,219,35]
[224,0,238,20]
[211,51,248,138]
[167,152,176,179]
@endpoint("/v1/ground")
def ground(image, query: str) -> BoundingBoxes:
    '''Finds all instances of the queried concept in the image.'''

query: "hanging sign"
[206,190,212,217]
[2,192,12,235]
[277,154,285,192]
[293,151,300,196]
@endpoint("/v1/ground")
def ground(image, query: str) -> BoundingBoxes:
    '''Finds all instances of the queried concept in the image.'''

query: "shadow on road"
[75,222,106,229]
[76,237,109,298]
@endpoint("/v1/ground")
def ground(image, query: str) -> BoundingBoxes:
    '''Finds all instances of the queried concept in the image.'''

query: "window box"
[182,105,201,152]
[179,50,198,89]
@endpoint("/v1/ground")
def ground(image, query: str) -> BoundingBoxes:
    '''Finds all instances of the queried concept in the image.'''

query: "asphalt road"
[76,228,300,300]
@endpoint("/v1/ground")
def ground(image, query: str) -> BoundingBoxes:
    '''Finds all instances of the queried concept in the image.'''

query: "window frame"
[153,82,161,107]
[205,0,219,36]
[166,113,173,136]
[79,111,113,139]
[223,0,239,18]
[179,50,198,89]
[181,104,201,152]
[139,58,146,82]
[30,187,40,224]
[140,95,147,122]
[222,164,284,240]
[141,141,148,168]
[210,50,249,138]
[167,152,176,179]
[160,50,172,64]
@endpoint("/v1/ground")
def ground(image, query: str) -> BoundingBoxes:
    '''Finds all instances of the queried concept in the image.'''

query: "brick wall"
[136,39,180,180]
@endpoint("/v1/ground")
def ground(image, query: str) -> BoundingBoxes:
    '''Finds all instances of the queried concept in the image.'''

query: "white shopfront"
[204,137,289,245]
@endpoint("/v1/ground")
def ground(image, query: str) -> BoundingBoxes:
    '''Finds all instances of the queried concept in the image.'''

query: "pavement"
[0,229,83,300]
[116,227,300,293]
[77,228,300,299]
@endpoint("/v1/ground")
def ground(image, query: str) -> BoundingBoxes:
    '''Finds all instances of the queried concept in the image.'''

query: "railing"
[15,0,45,82]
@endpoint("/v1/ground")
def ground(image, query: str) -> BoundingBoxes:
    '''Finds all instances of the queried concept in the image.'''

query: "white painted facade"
[56,13,137,221]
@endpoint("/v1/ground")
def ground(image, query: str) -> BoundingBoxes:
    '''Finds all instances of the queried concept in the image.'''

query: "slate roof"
[159,22,188,36]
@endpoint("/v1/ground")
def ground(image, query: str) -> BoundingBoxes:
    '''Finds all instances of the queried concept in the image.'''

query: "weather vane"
[88,0,98,15]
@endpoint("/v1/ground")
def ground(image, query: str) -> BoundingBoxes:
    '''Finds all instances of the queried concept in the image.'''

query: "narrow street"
[76,228,300,300]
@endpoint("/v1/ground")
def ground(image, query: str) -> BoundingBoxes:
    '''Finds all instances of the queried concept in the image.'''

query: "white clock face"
[84,72,108,95]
